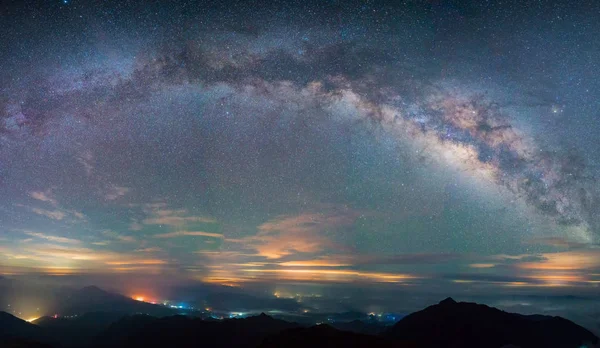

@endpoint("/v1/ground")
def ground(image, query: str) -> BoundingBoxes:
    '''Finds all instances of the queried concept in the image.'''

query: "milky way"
[1,0,600,304]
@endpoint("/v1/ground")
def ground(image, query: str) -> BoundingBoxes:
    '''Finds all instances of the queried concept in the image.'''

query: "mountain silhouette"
[0,311,54,347]
[330,319,388,335]
[93,312,300,347]
[1,296,598,347]
[384,297,599,348]
[33,311,127,347]
[51,286,176,317]
[258,324,396,348]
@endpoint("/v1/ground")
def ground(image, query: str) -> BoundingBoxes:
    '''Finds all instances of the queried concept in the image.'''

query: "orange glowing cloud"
[105,259,168,266]
[469,263,496,268]
[518,250,600,271]
[0,242,171,275]
[154,231,224,239]
[240,268,418,283]
[279,259,353,267]
[249,210,359,259]
[22,231,81,245]
[142,204,215,226]
[29,190,58,206]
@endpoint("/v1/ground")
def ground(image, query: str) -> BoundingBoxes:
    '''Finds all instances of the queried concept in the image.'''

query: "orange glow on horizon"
[241,268,417,283]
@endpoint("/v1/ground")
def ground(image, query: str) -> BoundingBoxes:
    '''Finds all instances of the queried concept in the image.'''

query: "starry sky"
[2,0,600,308]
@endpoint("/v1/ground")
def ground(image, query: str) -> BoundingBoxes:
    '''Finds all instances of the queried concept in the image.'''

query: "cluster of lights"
[368,312,399,322]
[273,291,322,299]
[133,296,193,310]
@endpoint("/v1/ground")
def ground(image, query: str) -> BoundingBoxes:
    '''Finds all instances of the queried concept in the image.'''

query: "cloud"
[224,268,418,284]
[517,250,600,271]
[197,248,457,286]
[16,244,104,261]
[21,202,85,222]
[3,242,170,274]
[76,150,94,176]
[448,271,595,288]
[69,210,86,220]
[117,235,136,243]
[101,230,136,243]
[22,231,81,245]
[105,259,167,265]
[142,203,215,226]
[279,259,353,267]
[129,220,143,231]
[199,251,421,285]
[356,253,460,265]
[29,190,57,206]
[105,185,130,201]
[278,253,459,267]
[135,247,162,252]
[525,236,593,249]
[143,215,215,226]
[31,208,66,221]
[469,263,496,268]
[445,250,600,288]
[154,231,223,239]
[248,210,360,259]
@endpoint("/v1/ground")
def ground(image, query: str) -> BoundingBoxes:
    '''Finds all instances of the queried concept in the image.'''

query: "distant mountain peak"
[439,297,457,305]
[0,310,21,321]
[79,285,106,293]
[386,297,598,348]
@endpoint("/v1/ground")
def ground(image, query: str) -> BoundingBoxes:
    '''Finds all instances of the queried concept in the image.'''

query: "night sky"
[2,0,600,315]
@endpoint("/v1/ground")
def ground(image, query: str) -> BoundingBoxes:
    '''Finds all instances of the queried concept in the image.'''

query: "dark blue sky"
[1,0,600,320]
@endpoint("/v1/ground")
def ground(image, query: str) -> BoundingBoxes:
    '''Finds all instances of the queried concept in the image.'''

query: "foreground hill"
[258,324,397,348]
[93,312,300,348]
[0,311,54,347]
[385,297,599,348]
[330,319,389,335]
[32,312,127,347]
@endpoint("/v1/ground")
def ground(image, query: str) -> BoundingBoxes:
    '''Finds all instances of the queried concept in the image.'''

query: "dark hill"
[258,324,400,348]
[385,297,598,348]
[2,296,598,348]
[32,311,126,347]
[0,311,54,346]
[330,319,389,335]
[0,337,54,348]
[93,312,301,348]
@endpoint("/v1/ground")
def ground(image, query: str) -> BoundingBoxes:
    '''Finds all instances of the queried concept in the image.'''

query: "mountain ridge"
[384,297,598,348]
[0,293,597,348]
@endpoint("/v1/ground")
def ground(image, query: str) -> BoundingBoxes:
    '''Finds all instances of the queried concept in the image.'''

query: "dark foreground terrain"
[1,297,597,348]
